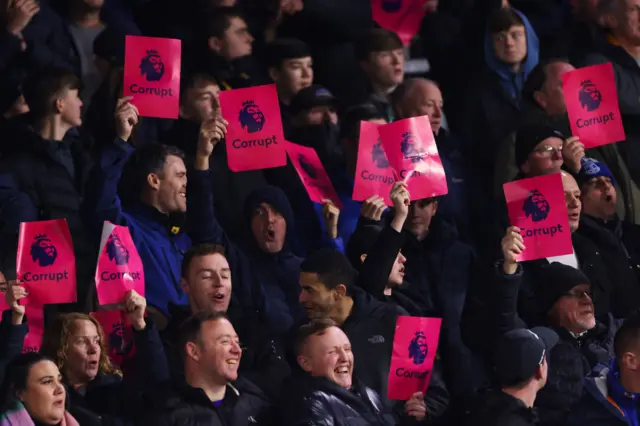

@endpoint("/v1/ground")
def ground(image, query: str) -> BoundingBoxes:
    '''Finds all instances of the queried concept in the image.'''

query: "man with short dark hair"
[352,28,404,122]
[163,71,267,242]
[570,310,640,425]
[194,6,259,90]
[0,67,94,309]
[162,243,290,398]
[298,248,449,420]
[83,96,228,323]
[144,310,274,425]
[469,327,557,426]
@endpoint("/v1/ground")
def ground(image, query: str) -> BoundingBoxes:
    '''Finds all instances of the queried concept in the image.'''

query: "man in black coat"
[576,158,640,318]
[161,243,290,399]
[298,249,449,423]
[280,318,412,426]
[0,67,95,310]
[143,310,273,426]
[470,327,559,426]
[496,227,621,426]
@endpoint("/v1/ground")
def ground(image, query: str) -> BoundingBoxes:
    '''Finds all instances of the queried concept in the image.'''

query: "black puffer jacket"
[577,215,640,318]
[494,266,620,426]
[141,378,273,426]
[467,388,538,426]
[279,374,396,426]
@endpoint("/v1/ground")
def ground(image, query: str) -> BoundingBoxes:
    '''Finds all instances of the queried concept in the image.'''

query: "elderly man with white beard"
[492,227,622,426]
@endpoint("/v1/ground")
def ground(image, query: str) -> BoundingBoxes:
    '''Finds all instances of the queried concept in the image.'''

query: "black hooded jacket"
[468,389,538,426]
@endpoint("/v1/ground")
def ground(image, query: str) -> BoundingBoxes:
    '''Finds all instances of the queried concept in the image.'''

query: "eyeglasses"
[533,146,563,156]
[538,349,546,366]
[564,290,593,300]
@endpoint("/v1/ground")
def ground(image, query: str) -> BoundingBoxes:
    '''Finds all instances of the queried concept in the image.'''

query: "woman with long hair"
[0,353,79,426]
[1,286,170,425]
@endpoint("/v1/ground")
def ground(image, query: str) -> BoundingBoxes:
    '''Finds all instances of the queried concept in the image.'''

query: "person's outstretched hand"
[322,199,340,239]
[195,114,228,170]
[124,290,146,331]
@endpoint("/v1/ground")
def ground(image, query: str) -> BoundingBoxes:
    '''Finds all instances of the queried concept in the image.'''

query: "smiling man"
[161,243,291,399]
[146,310,274,425]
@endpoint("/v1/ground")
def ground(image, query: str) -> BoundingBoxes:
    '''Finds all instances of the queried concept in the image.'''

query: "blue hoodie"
[484,9,540,102]
[82,141,216,315]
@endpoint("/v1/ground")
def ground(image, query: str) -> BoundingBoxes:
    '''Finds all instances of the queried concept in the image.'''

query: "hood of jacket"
[484,9,540,100]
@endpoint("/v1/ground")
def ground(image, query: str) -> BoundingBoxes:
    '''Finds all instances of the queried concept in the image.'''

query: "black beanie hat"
[244,185,294,231]
[536,262,591,315]
[515,124,565,168]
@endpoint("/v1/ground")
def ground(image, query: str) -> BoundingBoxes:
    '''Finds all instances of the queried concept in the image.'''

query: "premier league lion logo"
[298,154,318,179]
[400,131,425,164]
[239,100,266,133]
[372,140,390,168]
[139,49,164,82]
[381,0,402,13]
[578,80,602,112]
[30,234,57,267]
[106,234,130,266]
[523,189,551,223]
[408,331,428,365]
[109,323,135,357]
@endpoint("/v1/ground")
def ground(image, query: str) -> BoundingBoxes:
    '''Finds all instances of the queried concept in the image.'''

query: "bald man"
[391,78,472,242]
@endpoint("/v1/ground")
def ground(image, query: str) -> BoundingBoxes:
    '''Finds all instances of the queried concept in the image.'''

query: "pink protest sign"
[371,0,427,45]
[22,305,44,353]
[562,62,625,148]
[17,220,76,305]
[378,116,448,200]
[503,173,573,261]
[285,141,343,209]
[219,84,287,171]
[388,316,442,400]
[353,121,395,206]
[95,222,145,306]
[90,310,137,368]
[123,36,181,119]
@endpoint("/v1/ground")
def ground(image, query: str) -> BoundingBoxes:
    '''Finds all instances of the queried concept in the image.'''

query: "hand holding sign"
[360,195,387,221]
[124,290,146,331]
[390,181,410,232]
[5,280,26,322]
[322,200,340,240]
[501,226,525,275]
[405,392,427,421]
[114,97,140,142]
[195,115,229,170]
[562,136,585,174]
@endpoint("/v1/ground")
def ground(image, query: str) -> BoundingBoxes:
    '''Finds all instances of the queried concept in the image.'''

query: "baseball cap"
[577,157,617,188]
[494,327,559,385]
[515,123,565,167]
[290,85,336,116]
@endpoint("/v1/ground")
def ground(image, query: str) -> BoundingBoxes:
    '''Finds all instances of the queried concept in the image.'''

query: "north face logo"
[30,234,57,267]
[139,49,164,82]
[400,131,425,163]
[239,100,266,133]
[298,154,317,179]
[578,80,602,112]
[372,140,390,168]
[523,189,551,223]
[381,0,402,12]
[106,234,130,266]
[408,331,428,365]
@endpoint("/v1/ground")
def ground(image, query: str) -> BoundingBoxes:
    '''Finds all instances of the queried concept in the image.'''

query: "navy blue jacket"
[188,167,304,336]
[81,141,215,315]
